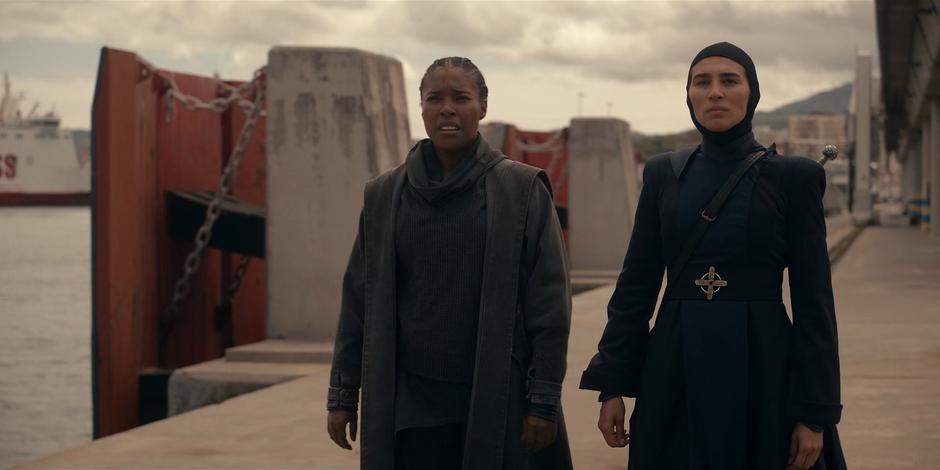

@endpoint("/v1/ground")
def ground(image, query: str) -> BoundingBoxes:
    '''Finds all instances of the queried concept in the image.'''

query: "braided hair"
[419,57,489,102]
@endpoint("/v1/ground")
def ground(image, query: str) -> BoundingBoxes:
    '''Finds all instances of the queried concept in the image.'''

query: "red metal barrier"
[223,87,266,348]
[498,124,570,242]
[91,47,266,437]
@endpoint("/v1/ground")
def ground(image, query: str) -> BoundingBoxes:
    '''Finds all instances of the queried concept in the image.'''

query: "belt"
[665,263,783,301]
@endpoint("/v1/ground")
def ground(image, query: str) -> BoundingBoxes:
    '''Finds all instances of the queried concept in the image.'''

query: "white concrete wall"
[932,100,940,237]
[567,118,639,272]
[266,47,410,340]
[853,52,873,222]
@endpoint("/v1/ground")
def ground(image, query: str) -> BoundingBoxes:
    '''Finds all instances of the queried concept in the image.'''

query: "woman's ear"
[480,100,488,120]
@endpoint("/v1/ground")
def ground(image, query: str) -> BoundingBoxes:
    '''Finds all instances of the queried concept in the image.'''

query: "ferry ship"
[0,74,90,205]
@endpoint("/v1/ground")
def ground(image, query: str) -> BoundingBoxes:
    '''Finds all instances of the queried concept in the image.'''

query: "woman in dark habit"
[580,42,847,470]
[325,57,573,470]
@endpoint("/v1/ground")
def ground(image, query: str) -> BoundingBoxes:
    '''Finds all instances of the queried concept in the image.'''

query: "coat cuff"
[525,403,558,422]
[526,377,562,406]
[327,369,359,411]
[786,400,842,425]
[326,387,359,411]
[579,369,638,397]
[801,422,825,433]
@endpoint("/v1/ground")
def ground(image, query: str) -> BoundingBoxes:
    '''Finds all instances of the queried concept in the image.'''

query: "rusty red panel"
[136,60,160,371]
[92,47,160,437]
[154,71,225,367]
[502,125,522,162]
[93,48,269,437]
[497,125,569,208]
[223,83,266,348]
[498,124,570,245]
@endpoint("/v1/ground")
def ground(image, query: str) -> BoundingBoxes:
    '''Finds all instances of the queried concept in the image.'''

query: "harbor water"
[0,207,91,469]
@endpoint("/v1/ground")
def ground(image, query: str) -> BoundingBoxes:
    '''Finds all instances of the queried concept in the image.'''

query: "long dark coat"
[330,140,573,470]
[580,147,847,469]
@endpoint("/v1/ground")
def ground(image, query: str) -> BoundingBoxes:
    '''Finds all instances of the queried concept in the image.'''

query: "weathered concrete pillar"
[853,51,873,222]
[901,132,922,214]
[922,121,931,229]
[567,118,639,272]
[266,47,410,340]
[932,100,940,237]
[479,122,508,151]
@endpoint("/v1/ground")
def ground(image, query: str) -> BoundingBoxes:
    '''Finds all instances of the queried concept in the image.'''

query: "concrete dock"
[19,223,940,469]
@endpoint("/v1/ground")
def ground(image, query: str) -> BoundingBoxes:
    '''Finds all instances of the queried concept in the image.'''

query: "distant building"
[783,113,851,214]
[753,124,787,149]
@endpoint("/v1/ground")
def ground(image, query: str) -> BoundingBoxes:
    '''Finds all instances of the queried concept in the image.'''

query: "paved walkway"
[833,226,940,469]
[20,226,940,469]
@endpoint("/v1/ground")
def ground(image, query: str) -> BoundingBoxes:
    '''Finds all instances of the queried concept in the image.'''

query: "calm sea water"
[0,207,91,469]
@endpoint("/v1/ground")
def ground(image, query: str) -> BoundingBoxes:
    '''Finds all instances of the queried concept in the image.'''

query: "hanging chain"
[163,70,262,122]
[514,131,568,185]
[227,255,253,301]
[159,69,266,331]
[213,254,252,332]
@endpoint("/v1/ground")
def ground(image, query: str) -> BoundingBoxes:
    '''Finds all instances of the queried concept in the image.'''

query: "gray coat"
[329,140,573,470]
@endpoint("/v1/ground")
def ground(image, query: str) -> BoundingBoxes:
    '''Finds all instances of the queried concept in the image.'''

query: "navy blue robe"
[676,135,762,470]
[580,132,846,470]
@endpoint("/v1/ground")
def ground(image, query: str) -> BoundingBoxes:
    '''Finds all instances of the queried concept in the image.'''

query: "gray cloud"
[389,1,876,84]
[394,1,527,49]
[0,1,875,78]
[0,0,878,133]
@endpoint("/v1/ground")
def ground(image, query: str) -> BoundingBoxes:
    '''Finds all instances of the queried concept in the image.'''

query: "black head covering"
[686,42,760,146]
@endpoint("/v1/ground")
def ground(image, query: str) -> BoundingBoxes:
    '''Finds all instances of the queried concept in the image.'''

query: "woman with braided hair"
[326,57,573,470]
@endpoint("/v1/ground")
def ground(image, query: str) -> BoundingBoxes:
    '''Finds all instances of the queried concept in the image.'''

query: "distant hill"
[632,128,700,157]
[634,83,852,158]
[753,83,852,130]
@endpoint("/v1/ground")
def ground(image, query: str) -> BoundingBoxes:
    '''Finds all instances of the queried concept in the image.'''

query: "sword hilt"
[818,145,838,166]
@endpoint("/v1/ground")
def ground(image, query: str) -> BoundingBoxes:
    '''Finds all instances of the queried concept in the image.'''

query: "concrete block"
[567,118,640,271]
[266,47,411,340]
[225,339,333,363]
[166,358,322,416]
[167,340,332,417]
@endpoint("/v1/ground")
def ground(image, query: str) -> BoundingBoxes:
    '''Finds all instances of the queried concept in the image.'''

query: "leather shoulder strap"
[664,149,767,296]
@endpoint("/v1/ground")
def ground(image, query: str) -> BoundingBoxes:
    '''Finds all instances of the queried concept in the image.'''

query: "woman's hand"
[521,415,557,453]
[787,422,823,470]
[327,409,358,450]
[597,396,630,447]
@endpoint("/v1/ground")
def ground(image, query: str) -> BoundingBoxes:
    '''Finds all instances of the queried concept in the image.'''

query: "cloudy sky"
[0,0,877,136]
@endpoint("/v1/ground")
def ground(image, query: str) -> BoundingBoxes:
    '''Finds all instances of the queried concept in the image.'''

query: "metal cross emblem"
[694,266,727,300]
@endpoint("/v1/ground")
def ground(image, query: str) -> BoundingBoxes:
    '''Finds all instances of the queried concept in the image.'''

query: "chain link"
[160,69,266,330]
[213,254,253,332]
[227,255,253,299]
[164,69,263,123]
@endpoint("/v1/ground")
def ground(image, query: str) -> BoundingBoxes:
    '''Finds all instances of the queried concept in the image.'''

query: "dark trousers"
[395,422,466,470]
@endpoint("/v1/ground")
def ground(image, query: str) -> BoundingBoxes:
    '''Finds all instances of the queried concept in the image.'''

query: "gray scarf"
[404,134,505,204]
